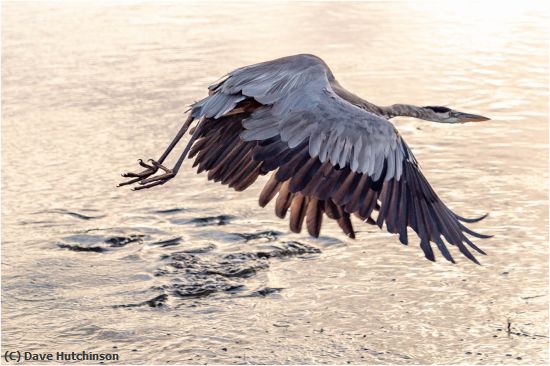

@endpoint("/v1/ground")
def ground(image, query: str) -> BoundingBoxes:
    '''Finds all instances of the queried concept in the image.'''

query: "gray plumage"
[120,53,491,264]
[195,54,407,180]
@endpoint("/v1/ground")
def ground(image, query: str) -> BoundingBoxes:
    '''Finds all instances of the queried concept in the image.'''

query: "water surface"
[2,1,548,364]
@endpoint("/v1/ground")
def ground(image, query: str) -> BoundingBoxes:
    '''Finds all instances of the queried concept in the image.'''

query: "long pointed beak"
[456,112,491,123]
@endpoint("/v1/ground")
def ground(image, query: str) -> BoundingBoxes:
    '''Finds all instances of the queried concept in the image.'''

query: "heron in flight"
[119,54,491,263]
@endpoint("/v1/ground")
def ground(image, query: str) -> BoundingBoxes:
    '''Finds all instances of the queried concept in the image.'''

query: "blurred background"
[2,1,548,364]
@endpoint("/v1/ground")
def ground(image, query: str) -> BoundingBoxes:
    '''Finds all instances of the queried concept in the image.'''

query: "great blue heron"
[119,54,491,264]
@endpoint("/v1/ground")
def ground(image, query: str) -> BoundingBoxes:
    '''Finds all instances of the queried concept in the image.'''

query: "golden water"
[2,1,548,364]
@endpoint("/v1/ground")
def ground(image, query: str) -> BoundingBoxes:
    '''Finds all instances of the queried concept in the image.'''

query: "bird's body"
[120,54,491,264]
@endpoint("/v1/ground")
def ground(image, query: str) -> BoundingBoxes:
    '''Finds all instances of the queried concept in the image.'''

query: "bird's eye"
[424,106,451,113]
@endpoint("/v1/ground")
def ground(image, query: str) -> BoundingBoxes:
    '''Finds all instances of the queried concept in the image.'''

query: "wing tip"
[455,212,489,223]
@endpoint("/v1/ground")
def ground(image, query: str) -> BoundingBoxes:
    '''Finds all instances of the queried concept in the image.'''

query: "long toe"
[138,159,155,170]
[139,172,175,185]
[121,172,143,178]
[118,176,142,187]
[149,160,171,173]
[132,179,170,190]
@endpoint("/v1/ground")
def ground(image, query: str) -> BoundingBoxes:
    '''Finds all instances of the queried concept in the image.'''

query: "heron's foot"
[118,159,161,187]
[133,164,176,190]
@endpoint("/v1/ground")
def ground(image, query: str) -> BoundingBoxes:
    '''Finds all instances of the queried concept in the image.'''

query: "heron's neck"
[379,104,431,120]
[355,101,432,120]
[329,83,432,120]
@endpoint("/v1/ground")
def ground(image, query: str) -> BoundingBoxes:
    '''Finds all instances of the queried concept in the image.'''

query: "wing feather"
[306,198,323,238]
[186,54,489,263]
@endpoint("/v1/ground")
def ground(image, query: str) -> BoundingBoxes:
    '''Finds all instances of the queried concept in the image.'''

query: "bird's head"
[422,106,490,123]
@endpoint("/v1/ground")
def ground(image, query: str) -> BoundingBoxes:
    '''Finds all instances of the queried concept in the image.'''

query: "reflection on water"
[2,1,548,364]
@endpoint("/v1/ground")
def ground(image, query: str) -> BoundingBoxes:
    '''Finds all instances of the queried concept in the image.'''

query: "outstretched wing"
[188,54,489,263]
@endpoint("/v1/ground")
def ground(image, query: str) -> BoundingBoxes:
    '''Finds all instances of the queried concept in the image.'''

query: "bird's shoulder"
[209,54,334,94]
[234,53,334,77]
